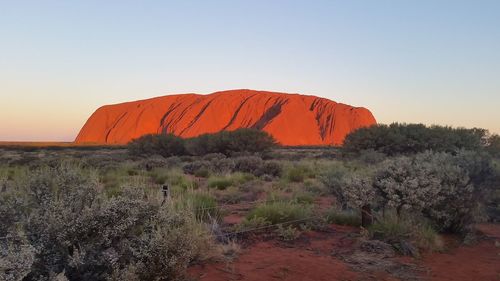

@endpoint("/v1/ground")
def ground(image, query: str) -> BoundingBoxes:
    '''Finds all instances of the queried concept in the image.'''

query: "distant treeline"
[128,128,277,157]
[128,124,500,158]
[343,123,500,157]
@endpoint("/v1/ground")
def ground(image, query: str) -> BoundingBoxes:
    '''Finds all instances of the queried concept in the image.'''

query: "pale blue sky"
[1,0,499,141]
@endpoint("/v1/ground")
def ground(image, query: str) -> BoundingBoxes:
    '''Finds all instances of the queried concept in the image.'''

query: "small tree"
[373,151,491,233]
[128,133,186,157]
[185,129,277,156]
[374,154,444,217]
[343,123,488,156]
[486,134,500,158]
[339,173,376,227]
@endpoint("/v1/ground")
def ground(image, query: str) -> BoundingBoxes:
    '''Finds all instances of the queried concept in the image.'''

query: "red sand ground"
[189,226,361,281]
[189,224,500,281]
[75,89,376,146]
[419,224,500,281]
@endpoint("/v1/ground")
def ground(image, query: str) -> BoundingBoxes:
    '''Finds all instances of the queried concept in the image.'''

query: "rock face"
[75,89,376,146]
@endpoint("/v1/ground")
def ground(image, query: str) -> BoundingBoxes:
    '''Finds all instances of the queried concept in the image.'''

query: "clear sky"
[1,0,499,141]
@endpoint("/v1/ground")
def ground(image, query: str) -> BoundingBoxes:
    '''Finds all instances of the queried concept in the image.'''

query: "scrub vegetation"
[1,123,499,280]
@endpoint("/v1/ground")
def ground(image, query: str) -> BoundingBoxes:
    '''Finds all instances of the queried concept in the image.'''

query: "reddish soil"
[75,89,376,146]
[223,213,245,225]
[189,226,361,281]
[189,224,500,281]
[419,224,500,281]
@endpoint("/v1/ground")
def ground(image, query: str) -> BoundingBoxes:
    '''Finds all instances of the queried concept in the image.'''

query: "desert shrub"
[185,128,277,156]
[330,150,495,232]
[209,157,236,175]
[82,154,123,170]
[182,160,210,175]
[357,149,387,164]
[486,134,500,158]
[99,163,144,195]
[343,123,487,156]
[216,239,242,261]
[0,164,214,281]
[180,193,221,222]
[254,161,283,177]
[137,155,177,171]
[303,179,328,195]
[413,223,444,252]
[373,151,490,232]
[202,153,226,161]
[324,209,361,226]
[0,238,35,281]
[208,176,233,190]
[237,216,271,232]
[259,174,272,182]
[218,187,246,204]
[128,133,186,157]
[320,162,350,208]
[293,192,315,204]
[149,168,170,184]
[229,172,255,185]
[369,214,443,255]
[194,168,210,178]
[246,201,312,225]
[275,225,301,241]
[238,179,265,194]
[150,168,195,189]
[284,163,315,183]
[337,172,377,227]
[285,166,306,182]
[234,156,263,174]
[180,155,194,162]
[373,154,449,217]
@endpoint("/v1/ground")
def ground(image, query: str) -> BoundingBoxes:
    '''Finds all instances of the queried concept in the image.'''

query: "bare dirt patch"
[189,224,500,281]
[418,224,500,281]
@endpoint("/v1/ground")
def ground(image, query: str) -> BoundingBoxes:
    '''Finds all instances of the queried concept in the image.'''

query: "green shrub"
[374,151,492,232]
[246,201,312,225]
[486,134,500,158]
[237,216,271,231]
[293,192,315,205]
[275,225,301,241]
[186,128,277,156]
[255,161,283,177]
[149,168,169,184]
[138,155,179,170]
[320,162,350,207]
[303,179,327,195]
[324,209,361,226]
[218,187,246,204]
[285,166,306,182]
[357,149,387,164]
[234,156,263,174]
[230,172,255,184]
[209,157,236,174]
[194,168,210,178]
[128,133,186,157]
[183,160,210,175]
[344,123,488,156]
[369,214,443,255]
[208,176,233,190]
[180,193,221,222]
[0,164,214,281]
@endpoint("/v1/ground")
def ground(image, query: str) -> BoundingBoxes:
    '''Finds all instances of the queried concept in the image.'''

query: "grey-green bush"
[1,164,213,281]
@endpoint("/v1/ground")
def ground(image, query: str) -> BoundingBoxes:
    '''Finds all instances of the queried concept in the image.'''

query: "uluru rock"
[75,89,376,146]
